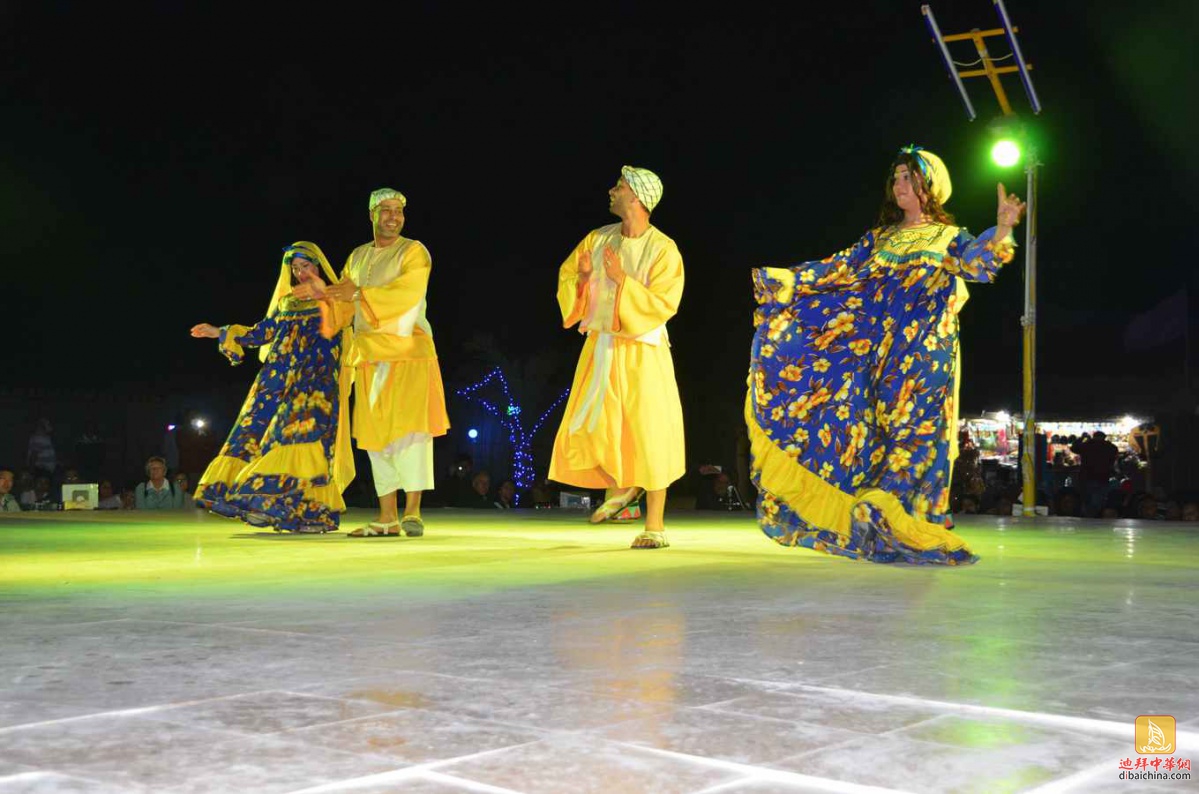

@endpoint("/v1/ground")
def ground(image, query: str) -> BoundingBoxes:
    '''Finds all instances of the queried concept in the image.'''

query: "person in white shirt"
[134,457,185,510]
[0,469,22,512]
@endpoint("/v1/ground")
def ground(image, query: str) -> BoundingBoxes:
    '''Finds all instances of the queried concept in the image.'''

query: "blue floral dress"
[195,296,345,532]
[748,223,1014,564]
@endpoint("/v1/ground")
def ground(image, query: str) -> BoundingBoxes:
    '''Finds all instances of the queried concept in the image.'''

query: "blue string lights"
[456,368,570,505]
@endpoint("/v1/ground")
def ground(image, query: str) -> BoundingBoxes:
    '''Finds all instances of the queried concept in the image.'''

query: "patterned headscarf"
[266,241,338,325]
[899,145,952,204]
[282,244,328,272]
[369,188,407,212]
[620,165,664,213]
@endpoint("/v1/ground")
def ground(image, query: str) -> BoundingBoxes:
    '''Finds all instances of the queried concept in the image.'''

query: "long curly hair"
[876,151,954,227]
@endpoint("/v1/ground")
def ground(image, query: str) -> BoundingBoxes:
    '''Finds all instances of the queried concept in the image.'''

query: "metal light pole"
[923,0,1042,517]
[1020,148,1040,516]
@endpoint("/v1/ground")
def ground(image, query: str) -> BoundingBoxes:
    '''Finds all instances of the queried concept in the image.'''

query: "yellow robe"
[549,223,685,491]
[320,237,450,451]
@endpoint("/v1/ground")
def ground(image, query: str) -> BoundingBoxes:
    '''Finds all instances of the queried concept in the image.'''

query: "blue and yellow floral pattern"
[748,223,1014,564]
[196,296,344,532]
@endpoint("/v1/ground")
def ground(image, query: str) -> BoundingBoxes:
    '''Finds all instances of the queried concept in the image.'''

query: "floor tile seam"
[291,678,681,716]
[786,683,1199,744]
[0,703,180,735]
[419,768,541,794]
[0,768,148,790]
[1045,665,1199,688]
[619,741,917,793]
[689,774,906,794]
[286,672,561,696]
[269,701,566,740]
[275,748,539,791]
[379,701,664,736]
[240,765,426,794]
[280,738,551,792]
[1020,750,1137,793]
[0,618,138,632]
[1079,652,1199,674]
[868,711,1139,753]
[6,769,162,793]
[698,698,953,741]
[137,711,437,748]
[119,618,367,640]
[0,687,347,734]
[688,701,890,735]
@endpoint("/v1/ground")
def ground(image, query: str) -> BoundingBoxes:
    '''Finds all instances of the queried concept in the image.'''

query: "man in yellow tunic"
[550,166,685,549]
[301,188,450,537]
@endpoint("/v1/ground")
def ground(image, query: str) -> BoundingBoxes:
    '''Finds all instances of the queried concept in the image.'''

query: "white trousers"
[368,432,433,495]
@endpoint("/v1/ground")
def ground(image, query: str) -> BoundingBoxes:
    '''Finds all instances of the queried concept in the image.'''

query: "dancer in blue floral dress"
[191,242,355,533]
[747,147,1025,564]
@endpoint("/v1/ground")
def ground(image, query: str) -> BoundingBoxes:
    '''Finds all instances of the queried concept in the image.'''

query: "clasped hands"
[577,246,625,286]
[293,278,357,302]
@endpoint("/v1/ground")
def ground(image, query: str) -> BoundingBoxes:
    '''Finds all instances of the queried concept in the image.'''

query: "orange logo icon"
[1135,715,1175,754]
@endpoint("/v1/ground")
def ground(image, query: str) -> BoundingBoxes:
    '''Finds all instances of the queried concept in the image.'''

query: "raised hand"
[577,248,593,279]
[190,323,219,339]
[602,246,624,285]
[997,182,1027,231]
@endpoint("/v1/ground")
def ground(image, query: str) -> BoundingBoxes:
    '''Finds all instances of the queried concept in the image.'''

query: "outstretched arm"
[753,231,876,309]
[213,317,279,365]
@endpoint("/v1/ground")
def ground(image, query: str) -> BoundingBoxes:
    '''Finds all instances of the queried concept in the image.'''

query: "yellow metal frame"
[935,16,1040,516]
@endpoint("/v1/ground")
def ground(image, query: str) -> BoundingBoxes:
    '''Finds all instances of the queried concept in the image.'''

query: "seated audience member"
[958,494,980,515]
[174,472,196,509]
[97,480,123,510]
[462,471,494,509]
[20,475,54,510]
[0,468,22,512]
[134,457,186,510]
[530,477,556,508]
[493,479,517,509]
[990,494,1014,517]
[696,470,734,510]
[1053,487,1081,518]
[1135,493,1160,521]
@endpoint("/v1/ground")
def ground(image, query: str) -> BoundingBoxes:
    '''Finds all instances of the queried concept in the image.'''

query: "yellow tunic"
[549,223,685,491]
[320,237,450,451]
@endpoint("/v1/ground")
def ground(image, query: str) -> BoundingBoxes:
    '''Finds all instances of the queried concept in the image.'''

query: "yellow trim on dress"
[746,394,972,555]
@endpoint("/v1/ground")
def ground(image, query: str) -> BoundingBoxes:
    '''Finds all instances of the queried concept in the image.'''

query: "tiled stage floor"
[1,509,1196,792]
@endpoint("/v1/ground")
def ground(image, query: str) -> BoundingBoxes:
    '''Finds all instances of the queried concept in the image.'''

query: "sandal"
[348,521,400,537]
[293,524,333,534]
[609,502,642,522]
[400,515,425,537]
[589,487,644,524]
[630,530,669,549]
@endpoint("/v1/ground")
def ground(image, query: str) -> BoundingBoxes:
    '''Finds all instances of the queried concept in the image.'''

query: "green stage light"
[991,139,1021,167]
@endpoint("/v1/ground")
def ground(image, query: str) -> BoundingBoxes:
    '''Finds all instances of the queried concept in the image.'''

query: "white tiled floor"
[1,511,1197,792]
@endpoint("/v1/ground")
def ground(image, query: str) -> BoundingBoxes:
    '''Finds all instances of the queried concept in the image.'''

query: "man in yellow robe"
[550,166,685,549]
[301,188,450,537]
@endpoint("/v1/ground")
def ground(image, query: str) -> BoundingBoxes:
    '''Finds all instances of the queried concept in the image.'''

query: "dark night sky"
[4,1,1197,464]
